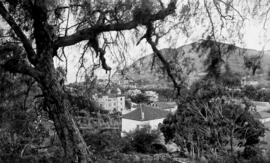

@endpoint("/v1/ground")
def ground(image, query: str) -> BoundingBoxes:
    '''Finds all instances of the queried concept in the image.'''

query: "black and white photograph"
[0,0,270,162]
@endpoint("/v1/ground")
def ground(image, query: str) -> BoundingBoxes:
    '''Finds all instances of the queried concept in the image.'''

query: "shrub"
[124,125,165,154]
[84,131,127,158]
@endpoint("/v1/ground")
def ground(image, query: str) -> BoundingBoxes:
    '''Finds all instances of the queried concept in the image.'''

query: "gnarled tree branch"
[144,24,182,95]
[55,0,176,48]
[88,36,111,72]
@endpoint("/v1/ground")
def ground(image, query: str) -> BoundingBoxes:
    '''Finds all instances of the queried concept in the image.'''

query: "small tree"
[160,80,265,159]
[124,125,164,154]
[129,93,150,104]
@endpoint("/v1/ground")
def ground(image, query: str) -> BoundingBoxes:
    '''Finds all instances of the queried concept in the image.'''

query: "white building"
[253,111,270,124]
[252,101,270,112]
[241,76,259,87]
[259,112,270,123]
[127,89,142,96]
[121,104,170,136]
[251,101,270,123]
[145,91,159,102]
[96,94,125,113]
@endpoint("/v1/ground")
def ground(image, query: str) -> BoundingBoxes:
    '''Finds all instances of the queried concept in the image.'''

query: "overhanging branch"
[144,24,182,95]
[88,37,111,72]
[55,0,176,48]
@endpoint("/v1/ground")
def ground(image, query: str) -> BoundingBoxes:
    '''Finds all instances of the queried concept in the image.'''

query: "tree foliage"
[124,125,165,154]
[160,79,265,158]
[0,69,52,161]
[129,93,150,104]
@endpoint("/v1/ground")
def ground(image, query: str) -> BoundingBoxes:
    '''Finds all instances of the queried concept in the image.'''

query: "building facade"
[97,95,125,112]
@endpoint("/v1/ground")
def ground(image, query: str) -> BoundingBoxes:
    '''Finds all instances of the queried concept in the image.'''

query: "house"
[252,101,270,112]
[94,88,126,113]
[145,91,159,102]
[127,89,142,96]
[95,88,125,113]
[149,101,178,113]
[96,94,125,113]
[121,104,170,136]
[241,76,259,87]
[253,111,270,123]
[259,112,270,123]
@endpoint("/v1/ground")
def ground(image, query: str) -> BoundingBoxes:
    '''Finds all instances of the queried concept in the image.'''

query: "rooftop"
[252,111,270,119]
[259,111,270,119]
[122,104,170,121]
[151,101,177,109]
[97,94,124,98]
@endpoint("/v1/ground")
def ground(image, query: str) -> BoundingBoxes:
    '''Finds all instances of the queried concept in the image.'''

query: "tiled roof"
[252,111,270,119]
[151,102,177,109]
[122,104,170,121]
[98,94,124,98]
[259,111,270,119]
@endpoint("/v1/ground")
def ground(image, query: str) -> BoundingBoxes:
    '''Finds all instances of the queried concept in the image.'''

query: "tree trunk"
[33,36,91,163]
[38,58,92,163]
[30,2,92,161]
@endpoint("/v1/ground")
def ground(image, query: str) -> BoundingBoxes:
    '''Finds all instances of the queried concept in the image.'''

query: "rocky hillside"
[112,40,270,88]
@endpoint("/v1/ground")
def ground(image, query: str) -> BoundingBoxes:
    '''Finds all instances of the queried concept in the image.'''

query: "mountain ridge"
[112,40,270,88]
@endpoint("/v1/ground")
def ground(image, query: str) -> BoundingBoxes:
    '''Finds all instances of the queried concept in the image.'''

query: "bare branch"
[216,0,245,20]
[145,24,182,95]
[204,0,216,38]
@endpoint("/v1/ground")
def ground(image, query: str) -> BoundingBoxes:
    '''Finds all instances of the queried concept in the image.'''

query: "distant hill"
[112,40,270,88]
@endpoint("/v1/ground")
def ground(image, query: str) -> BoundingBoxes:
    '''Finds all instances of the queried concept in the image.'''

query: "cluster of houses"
[91,83,270,139]
[92,87,177,136]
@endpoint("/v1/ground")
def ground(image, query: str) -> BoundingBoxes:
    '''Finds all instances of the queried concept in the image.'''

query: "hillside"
[112,40,270,88]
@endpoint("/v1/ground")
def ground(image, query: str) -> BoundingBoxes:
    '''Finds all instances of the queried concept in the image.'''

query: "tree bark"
[42,77,92,163]
[34,45,91,162]
[31,3,92,159]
